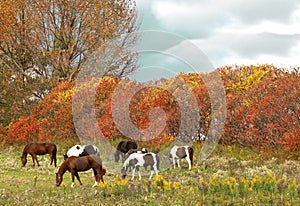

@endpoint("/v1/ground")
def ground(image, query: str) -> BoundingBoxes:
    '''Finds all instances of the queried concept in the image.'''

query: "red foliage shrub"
[8,116,39,143]
[7,64,300,157]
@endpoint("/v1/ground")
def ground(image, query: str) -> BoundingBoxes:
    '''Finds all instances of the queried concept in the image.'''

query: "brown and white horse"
[169,145,193,170]
[21,142,57,167]
[121,152,159,180]
[56,155,106,187]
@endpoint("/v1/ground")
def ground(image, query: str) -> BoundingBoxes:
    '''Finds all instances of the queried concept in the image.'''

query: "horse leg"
[49,153,57,167]
[31,154,40,167]
[137,167,141,180]
[74,172,83,186]
[71,172,75,188]
[131,167,136,180]
[121,153,125,162]
[30,154,35,167]
[33,154,40,166]
[49,154,53,166]
[92,168,99,187]
[149,165,157,180]
[149,170,154,180]
[154,165,159,176]
[134,166,141,180]
[54,155,57,167]
[176,159,180,168]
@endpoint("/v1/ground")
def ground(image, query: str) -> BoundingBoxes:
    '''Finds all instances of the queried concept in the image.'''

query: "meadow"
[1,144,300,206]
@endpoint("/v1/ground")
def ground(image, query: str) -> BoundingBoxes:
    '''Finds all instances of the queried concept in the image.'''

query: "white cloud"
[148,0,300,36]
[136,0,300,69]
[192,33,300,68]
[150,1,230,37]
[220,0,299,24]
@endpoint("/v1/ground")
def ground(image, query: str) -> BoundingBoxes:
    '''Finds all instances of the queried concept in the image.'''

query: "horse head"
[56,173,63,186]
[121,167,127,179]
[97,168,106,183]
[21,156,27,167]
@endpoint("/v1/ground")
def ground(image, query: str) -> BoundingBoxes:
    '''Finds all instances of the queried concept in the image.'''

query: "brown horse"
[56,155,106,187]
[21,142,57,167]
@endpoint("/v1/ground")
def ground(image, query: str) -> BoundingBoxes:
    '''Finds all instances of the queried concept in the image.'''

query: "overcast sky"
[133,0,300,79]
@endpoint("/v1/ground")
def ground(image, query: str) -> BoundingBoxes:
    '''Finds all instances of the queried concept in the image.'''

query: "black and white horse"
[169,145,193,170]
[121,152,159,180]
[64,145,100,160]
[114,140,137,162]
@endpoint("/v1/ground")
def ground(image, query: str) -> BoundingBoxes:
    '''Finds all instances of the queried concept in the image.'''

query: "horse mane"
[57,158,70,176]
[21,143,31,157]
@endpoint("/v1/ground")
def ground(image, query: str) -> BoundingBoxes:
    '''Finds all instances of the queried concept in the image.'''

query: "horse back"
[69,155,102,171]
[117,141,137,153]
[26,143,56,155]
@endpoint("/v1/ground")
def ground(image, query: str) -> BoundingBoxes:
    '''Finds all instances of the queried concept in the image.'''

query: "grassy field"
[1,144,300,205]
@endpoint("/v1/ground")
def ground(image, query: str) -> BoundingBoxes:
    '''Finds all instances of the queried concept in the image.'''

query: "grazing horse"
[114,140,137,162]
[169,145,193,170]
[121,152,159,180]
[64,144,100,160]
[56,155,106,188]
[21,142,57,167]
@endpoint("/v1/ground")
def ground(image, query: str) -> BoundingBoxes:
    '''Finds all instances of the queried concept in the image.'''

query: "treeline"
[0,0,138,125]
[1,64,299,158]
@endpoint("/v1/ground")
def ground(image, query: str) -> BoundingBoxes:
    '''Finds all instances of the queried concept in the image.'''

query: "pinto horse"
[56,155,106,187]
[63,144,100,160]
[21,142,57,167]
[114,140,137,162]
[121,152,159,180]
[169,145,193,170]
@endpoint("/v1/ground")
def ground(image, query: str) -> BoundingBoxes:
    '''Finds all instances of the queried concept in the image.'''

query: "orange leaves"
[221,65,300,156]
[8,116,39,143]
[281,128,300,152]
[6,64,300,158]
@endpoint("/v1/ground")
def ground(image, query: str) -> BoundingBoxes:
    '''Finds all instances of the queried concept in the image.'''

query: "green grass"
[1,144,300,205]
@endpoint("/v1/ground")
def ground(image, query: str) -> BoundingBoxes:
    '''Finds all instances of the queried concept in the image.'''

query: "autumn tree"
[0,0,138,124]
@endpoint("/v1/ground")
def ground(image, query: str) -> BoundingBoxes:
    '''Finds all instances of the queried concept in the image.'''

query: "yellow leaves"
[230,66,270,94]
[61,182,67,188]
[98,181,108,188]
[115,176,128,187]
[152,175,178,191]
[58,89,73,102]
[223,65,271,96]
[173,181,180,190]
[267,172,277,183]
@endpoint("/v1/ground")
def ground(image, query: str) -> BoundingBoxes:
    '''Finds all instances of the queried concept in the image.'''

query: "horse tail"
[53,144,57,167]
[187,147,194,167]
[155,154,160,170]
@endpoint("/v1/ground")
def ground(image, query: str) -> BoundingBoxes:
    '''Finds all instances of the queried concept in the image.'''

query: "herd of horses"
[21,140,194,187]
